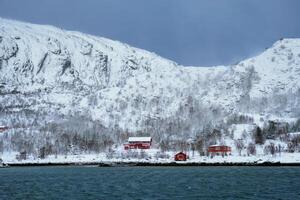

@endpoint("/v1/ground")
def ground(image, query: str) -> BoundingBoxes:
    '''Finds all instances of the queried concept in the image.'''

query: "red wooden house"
[0,126,8,132]
[124,137,152,150]
[174,152,187,161]
[208,145,231,156]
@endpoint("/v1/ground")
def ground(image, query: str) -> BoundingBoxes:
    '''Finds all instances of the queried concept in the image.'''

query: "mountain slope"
[0,18,300,152]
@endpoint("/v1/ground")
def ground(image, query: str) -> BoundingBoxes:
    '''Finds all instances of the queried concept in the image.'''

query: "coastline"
[4,161,300,167]
[2,152,300,167]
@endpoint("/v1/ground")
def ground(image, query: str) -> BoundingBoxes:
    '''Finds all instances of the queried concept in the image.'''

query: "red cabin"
[208,145,231,155]
[124,137,152,150]
[0,126,8,132]
[174,152,187,161]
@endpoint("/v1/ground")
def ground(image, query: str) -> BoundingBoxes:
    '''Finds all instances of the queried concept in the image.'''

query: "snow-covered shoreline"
[2,152,300,166]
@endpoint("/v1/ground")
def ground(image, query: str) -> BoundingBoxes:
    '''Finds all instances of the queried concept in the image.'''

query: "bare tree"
[235,139,244,156]
[247,143,256,156]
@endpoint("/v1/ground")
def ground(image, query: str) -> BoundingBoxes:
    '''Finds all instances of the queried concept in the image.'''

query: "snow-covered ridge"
[0,18,300,132]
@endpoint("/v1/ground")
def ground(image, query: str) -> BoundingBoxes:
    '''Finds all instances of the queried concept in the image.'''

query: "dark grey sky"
[0,0,300,66]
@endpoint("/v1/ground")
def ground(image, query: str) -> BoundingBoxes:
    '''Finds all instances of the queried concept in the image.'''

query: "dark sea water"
[0,166,299,200]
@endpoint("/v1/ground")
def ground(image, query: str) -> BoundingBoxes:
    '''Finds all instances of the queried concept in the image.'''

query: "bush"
[264,143,275,155]
[16,151,27,161]
[247,143,256,156]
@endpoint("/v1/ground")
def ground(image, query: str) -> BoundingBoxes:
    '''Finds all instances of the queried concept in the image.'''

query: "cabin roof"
[128,137,152,142]
[289,132,300,136]
[175,152,186,155]
[209,145,229,147]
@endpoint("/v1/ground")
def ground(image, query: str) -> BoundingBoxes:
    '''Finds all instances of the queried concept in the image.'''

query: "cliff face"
[0,18,300,137]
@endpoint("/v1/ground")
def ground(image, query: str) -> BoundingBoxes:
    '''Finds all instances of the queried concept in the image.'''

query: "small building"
[174,152,187,161]
[208,145,231,156]
[124,137,152,150]
[0,126,8,132]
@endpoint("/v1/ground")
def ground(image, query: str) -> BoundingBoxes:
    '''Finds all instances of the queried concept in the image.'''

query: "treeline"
[1,107,300,160]
[0,113,120,159]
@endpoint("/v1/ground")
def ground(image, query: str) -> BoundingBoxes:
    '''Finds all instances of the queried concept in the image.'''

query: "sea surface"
[0,166,299,200]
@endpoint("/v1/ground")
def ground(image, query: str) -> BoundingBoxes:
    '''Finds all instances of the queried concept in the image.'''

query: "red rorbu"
[0,126,8,132]
[208,145,231,156]
[124,137,152,150]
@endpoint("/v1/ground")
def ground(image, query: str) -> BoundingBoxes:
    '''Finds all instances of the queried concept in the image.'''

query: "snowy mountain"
[0,18,300,157]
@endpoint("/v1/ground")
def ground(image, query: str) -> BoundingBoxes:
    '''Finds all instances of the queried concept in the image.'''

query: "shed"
[174,152,187,161]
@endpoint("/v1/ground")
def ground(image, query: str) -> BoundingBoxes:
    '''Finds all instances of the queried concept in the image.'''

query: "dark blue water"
[0,166,299,200]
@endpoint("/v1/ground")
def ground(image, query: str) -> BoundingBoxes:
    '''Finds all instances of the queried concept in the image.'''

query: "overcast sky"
[0,0,300,66]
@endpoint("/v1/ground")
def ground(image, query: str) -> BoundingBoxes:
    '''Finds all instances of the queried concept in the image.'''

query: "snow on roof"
[289,132,300,136]
[209,144,230,147]
[128,137,152,142]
